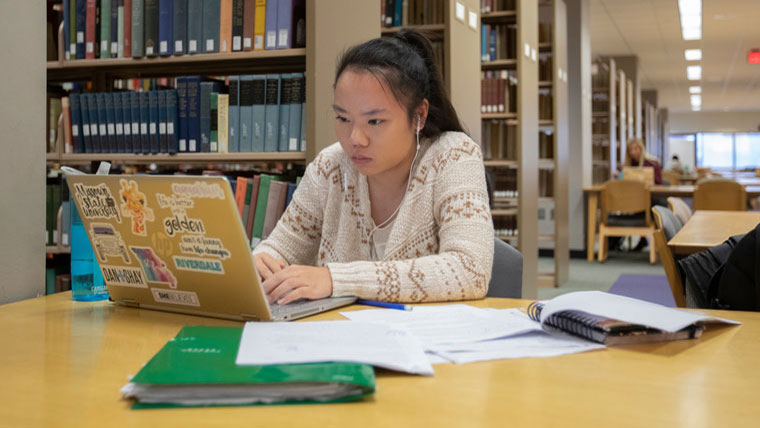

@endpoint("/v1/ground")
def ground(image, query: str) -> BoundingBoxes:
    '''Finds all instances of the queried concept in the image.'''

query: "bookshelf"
[481,0,540,298]
[616,68,628,167]
[47,151,306,165]
[590,57,616,184]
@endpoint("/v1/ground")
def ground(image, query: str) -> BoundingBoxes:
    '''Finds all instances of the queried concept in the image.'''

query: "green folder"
[122,326,375,409]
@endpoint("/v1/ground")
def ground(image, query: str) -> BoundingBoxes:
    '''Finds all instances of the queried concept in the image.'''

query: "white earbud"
[416,115,421,150]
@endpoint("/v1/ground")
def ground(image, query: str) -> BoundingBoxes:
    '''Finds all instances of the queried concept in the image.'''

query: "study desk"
[583,184,760,261]
[668,210,760,255]
[2,294,758,427]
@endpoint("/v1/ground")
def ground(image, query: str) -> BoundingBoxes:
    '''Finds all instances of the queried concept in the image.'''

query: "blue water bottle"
[70,189,109,302]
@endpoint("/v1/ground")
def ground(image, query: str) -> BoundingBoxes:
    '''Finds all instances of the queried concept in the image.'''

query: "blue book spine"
[69,93,83,153]
[63,0,71,59]
[94,93,107,153]
[285,182,296,207]
[139,91,151,153]
[158,90,169,152]
[489,27,496,61]
[277,74,291,152]
[393,0,402,27]
[264,0,278,50]
[158,0,174,56]
[113,92,126,153]
[187,0,203,54]
[82,93,95,153]
[176,77,188,152]
[276,0,293,49]
[186,76,202,152]
[481,24,487,61]
[173,0,188,55]
[287,73,303,151]
[148,91,160,153]
[110,0,119,57]
[199,81,216,152]
[130,92,142,153]
[104,92,117,152]
[228,76,240,152]
[250,75,265,152]
[263,74,280,152]
[75,0,87,59]
[202,0,220,53]
[239,75,254,152]
[121,92,133,153]
[167,89,179,153]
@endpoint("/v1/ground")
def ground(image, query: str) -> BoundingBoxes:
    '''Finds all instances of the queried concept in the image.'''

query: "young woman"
[625,139,663,184]
[252,29,494,305]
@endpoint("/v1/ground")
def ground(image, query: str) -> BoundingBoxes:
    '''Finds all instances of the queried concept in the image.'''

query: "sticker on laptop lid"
[100,265,148,288]
[151,288,200,307]
[131,246,178,289]
[72,183,122,223]
[179,235,231,260]
[89,222,131,264]
[156,193,195,210]
[171,181,226,200]
[173,256,225,275]
[119,179,155,236]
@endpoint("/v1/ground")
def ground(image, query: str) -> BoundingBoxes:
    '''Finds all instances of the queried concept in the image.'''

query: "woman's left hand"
[262,265,334,305]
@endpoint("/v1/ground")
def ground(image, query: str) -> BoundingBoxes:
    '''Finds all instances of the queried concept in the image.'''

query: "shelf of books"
[481,0,540,297]
[616,68,629,168]
[44,0,379,292]
[591,57,616,184]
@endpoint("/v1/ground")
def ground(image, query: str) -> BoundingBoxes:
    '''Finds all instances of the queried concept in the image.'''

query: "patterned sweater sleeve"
[328,142,494,302]
[251,159,325,266]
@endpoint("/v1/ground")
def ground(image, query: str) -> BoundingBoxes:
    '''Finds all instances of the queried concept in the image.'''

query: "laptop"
[66,174,356,321]
[622,166,655,185]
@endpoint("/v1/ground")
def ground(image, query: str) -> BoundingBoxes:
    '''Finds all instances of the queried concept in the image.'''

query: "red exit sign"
[749,50,760,64]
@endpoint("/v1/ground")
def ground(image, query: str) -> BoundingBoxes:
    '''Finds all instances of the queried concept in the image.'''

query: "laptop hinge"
[120,299,140,308]
[240,313,262,321]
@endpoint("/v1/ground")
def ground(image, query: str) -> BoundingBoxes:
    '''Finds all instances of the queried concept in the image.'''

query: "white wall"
[669,111,760,133]
[0,1,46,304]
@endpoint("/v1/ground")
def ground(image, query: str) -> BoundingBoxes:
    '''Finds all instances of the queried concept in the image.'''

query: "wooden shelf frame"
[381,23,446,35]
[48,152,306,165]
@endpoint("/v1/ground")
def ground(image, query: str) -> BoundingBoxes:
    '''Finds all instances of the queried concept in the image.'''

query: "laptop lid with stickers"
[66,175,275,321]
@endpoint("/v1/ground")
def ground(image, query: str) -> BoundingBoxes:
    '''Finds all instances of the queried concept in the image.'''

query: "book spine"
[123,0,132,57]
[202,0,220,53]
[158,90,168,152]
[81,93,93,153]
[64,0,71,59]
[186,77,201,151]
[239,75,254,152]
[85,0,96,58]
[277,73,291,151]
[139,91,150,153]
[167,89,179,153]
[110,0,119,57]
[132,0,145,57]
[218,93,229,153]
[144,0,159,56]
[104,92,117,152]
[264,0,277,50]
[187,0,203,54]
[158,0,174,55]
[292,0,305,48]
[62,97,73,154]
[220,0,232,52]
[113,92,125,152]
[75,0,87,59]
[210,91,219,152]
[235,176,247,217]
[200,82,213,152]
[176,77,188,152]
[253,0,265,50]
[129,92,141,153]
[117,1,125,57]
[232,0,244,51]
[287,72,303,151]
[149,90,160,153]
[250,75,265,152]
[242,178,254,238]
[393,0,402,27]
[242,0,254,50]
[263,73,280,152]
[94,92,106,153]
[251,174,272,245]
[384,0,393,26]
[228,76,239,152]
[276,0,292,49]
[173,0,188,55]
[299,77,305,151]
[121,92,133,153]
[69,93,83,153]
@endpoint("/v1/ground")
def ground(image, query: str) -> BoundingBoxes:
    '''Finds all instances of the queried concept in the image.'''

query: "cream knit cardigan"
[253,131,494,303]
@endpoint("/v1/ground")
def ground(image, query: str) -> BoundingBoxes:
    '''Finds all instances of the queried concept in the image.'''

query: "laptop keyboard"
[269,299,315,317]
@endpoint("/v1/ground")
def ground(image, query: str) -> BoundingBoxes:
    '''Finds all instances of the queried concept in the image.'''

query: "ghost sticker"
[119,179,154,236]
[130,246,178,289]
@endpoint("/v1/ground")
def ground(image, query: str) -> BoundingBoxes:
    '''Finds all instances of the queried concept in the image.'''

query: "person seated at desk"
[668,155,685,175]
[252,29,494,305]
[625,139,663,185]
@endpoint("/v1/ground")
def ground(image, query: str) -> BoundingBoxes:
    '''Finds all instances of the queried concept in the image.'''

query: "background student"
[252,29,494,305]
[625,138,663,185]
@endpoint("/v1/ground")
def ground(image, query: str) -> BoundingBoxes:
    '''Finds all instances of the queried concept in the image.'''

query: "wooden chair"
[667,196,693,224]
[597,179,656,264]
[651,207,686,307]
[693,178,747,211]
[661,170,681,185]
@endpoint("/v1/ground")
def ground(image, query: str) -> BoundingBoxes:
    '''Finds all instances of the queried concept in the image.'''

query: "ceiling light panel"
[684,49,702,61]
[678,0,702,41]
[687,65,702,80]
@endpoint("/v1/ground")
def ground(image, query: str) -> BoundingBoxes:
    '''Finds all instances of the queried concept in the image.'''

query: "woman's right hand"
[253,253,286,281]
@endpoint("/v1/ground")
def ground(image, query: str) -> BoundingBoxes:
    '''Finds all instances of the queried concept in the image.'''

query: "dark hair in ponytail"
[334,29,466,140]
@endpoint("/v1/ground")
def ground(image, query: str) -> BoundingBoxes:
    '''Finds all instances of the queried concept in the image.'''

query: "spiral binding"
[527,301,604,343]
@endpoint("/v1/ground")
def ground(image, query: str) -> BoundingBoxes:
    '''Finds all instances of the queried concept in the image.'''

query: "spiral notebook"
[526,291,739,346]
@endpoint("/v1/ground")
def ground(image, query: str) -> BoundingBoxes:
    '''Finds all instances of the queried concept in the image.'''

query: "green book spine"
[250,174,273,245]
[117,5,125,57]
[52,184,62,245]
[100,0,111,58]
[46,268,57,295]
[69,0,77,58]
[132,0,145,57]
[241,178,254,234]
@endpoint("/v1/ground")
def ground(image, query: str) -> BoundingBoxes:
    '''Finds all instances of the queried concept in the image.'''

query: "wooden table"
[1,292,758,427]
[584,184,760,261]
[668,210,760,255]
